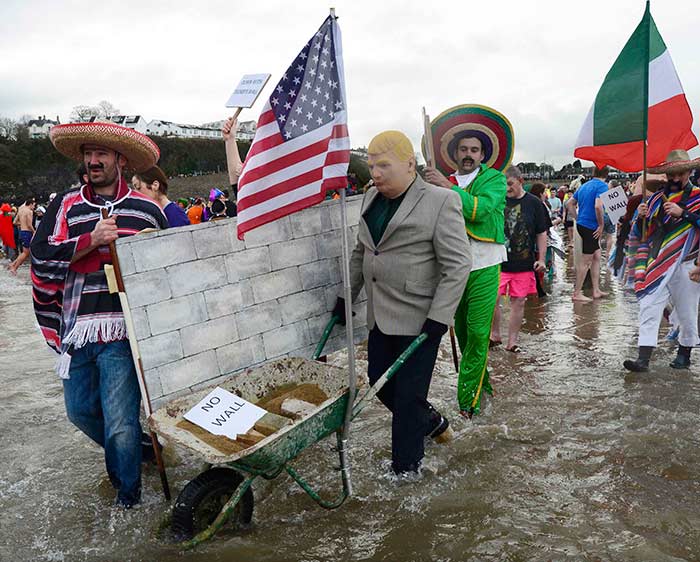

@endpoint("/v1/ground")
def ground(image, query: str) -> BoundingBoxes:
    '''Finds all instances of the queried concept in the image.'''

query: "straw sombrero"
[648,149,700,175]
[422,104,514,175]
[50,122,160,172]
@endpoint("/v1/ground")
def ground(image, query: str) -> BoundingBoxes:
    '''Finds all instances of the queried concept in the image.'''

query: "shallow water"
[1,249,699,562]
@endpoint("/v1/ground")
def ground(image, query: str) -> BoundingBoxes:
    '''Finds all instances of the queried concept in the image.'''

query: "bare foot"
[592,291,609,299]
[572,292,592,302]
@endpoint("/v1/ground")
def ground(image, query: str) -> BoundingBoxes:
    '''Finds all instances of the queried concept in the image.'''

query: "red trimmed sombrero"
[50,122,160,172]
[422,104,515,175]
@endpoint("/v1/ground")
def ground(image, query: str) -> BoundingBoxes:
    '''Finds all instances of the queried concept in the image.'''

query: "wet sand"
[1,252,699,562]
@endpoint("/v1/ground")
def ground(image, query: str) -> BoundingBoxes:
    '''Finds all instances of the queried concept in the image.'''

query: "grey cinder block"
[131,230,196,272]
[122,269,171,308]
[180,314,239,357]
[167,256,227,298]
[147,293,208,335]
[270,237,318,270]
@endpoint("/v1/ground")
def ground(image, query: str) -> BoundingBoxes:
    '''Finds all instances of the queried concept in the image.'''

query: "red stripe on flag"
[237,168,324,211]
[325,149,351,166]
[245,131,284,161]
[242,137,332,184]
[257,110,277,128]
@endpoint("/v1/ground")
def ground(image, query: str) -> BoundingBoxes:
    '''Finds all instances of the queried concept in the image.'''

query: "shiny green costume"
[449,165,506,414]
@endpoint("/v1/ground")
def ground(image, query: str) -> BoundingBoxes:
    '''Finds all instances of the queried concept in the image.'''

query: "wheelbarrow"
[149,316,426,549]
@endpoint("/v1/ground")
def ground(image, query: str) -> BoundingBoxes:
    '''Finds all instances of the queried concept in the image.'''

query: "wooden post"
[422,107,460,374]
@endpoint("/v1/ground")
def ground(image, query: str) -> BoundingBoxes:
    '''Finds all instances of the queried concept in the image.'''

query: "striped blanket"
[632,184,700,299]
[30,178,168,377]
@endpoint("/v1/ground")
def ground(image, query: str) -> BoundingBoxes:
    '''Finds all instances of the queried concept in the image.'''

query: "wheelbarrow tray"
[150,357,362,469]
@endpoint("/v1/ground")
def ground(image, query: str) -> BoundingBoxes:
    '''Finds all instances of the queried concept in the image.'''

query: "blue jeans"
[63,340,142,506]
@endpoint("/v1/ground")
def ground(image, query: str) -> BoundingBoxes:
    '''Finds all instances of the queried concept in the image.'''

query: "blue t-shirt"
[164,201,191,227]
[573,178,608,230]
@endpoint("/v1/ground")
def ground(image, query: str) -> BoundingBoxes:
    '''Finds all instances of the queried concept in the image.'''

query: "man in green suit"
[424,133,507,417]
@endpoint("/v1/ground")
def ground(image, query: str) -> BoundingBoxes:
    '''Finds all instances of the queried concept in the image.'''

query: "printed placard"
[599,186,628,225]
[225,73,271,108]
[184,387,266,440]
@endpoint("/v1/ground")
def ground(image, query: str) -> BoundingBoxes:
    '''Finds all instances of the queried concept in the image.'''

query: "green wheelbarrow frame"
[178,316,427,549]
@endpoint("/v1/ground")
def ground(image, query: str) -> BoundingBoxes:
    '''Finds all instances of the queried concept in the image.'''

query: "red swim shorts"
[498,270,536,298]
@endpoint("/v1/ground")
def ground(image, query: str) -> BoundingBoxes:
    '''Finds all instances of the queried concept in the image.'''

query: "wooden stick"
[100,208,171,501]
[422,107,460,374]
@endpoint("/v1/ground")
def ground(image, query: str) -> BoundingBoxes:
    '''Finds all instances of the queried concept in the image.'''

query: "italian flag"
[574,1,697,172]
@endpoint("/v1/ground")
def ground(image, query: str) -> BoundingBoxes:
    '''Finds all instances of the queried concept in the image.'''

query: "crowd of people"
[5,107,699,507]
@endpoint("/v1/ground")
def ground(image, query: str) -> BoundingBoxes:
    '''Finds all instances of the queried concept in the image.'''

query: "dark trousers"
[367,326,441,473]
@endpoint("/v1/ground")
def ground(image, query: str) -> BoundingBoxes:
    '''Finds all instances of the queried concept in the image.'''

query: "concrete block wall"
[116,197,367,409]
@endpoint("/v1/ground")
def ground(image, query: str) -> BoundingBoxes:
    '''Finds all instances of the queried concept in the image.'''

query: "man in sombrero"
[423,106,510,417]
[624,149,700,372]
[31,122,168,507]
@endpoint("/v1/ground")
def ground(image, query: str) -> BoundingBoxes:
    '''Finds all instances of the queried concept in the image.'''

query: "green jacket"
[449,164,506,244]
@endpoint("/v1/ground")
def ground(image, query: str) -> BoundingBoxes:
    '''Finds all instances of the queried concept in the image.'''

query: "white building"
[27,116,59,138]
[90,115,149,134]
[146,119,223,140]
[200,119,257,142]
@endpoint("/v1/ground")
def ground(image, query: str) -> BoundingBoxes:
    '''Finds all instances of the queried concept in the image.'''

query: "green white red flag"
[574,1,697,172]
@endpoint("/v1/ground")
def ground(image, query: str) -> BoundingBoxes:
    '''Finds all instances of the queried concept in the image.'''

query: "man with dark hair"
[31,122,168,508]
[424,132,506,417]
[566,166,610,302]
[221,189,237,218]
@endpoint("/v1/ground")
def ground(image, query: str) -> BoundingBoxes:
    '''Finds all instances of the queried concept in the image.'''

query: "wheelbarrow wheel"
[171,467,254,541]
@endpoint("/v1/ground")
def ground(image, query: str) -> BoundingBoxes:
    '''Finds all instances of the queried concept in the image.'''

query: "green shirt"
[363,185,410,245]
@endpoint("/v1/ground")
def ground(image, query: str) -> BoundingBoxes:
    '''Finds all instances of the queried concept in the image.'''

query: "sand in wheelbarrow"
[173,383,329,456]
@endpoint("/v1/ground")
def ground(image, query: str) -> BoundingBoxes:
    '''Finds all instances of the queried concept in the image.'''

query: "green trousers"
[454,264,500,415]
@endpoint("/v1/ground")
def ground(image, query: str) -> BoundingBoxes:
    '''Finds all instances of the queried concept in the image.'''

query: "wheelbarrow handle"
[312,315,339,360]
[350,333,427,419]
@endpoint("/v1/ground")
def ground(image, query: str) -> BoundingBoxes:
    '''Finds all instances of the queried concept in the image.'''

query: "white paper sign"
[225,73,271,108]
[184,387,267,440]
[599,186,628,226]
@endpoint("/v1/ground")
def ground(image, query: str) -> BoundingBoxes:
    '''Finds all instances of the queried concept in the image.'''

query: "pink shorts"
[498,271,536,298]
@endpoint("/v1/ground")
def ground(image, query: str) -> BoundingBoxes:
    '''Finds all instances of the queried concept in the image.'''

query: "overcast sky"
[1,0,698,168]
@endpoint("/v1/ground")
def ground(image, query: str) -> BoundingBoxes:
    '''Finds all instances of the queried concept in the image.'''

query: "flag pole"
[332,6,354,498]
[641,0,651,241]
[422,107,460,374]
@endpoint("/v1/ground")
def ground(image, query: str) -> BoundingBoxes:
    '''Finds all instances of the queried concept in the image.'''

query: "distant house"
[27,116,60,138]
[146,119,223,140]
[90,115,149,134]
[200,119,257,142]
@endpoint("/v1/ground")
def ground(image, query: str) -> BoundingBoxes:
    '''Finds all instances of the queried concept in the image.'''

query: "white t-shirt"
[452,169,506,272]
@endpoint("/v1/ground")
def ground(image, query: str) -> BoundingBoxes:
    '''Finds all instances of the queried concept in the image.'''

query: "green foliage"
[0,133,252,203]
[348,153,369,186]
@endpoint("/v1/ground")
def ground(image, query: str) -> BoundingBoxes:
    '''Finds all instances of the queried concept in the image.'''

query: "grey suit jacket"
[348,175,471,335]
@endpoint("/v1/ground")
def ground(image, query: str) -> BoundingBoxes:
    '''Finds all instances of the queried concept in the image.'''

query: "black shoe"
[670,346,692,369]
[623,346,654,372]
[623,359,650,372]
[428,415,449,440]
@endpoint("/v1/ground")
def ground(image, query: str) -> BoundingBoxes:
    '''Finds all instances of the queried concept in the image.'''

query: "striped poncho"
[632,183,700,298]
[30,178,168,377]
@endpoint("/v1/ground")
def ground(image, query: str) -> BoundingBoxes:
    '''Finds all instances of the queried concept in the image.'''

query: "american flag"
[236,15,350,239]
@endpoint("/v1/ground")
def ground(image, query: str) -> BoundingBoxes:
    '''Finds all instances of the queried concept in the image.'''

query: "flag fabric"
[236,15,350,239]
[574,2,697,172]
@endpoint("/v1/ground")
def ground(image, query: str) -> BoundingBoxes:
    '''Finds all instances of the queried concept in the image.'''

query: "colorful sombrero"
[50,122,160,172]
[422,104,514,175]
